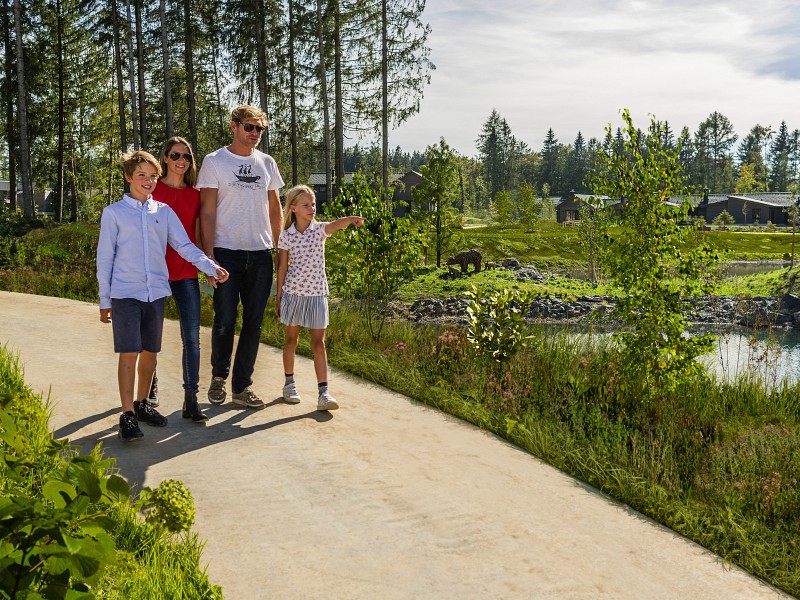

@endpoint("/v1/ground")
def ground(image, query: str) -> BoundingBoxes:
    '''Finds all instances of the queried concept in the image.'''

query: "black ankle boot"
[182,390,208,423]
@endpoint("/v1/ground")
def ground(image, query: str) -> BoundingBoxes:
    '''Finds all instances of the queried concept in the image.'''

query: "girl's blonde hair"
[282,184,316,230]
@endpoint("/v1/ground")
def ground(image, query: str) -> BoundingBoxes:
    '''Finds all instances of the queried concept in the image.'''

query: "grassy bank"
[0,346,222,598]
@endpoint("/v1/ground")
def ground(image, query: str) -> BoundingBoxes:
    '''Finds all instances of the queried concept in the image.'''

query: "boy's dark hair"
[120,150,162,178]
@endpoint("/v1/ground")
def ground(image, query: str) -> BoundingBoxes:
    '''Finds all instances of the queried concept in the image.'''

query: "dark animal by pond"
[446,249,482,273]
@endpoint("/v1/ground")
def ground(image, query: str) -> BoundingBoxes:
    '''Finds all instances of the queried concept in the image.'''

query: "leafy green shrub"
[324,175,425,340]
[589,110,718,394]
[0,410,128,599]
[142,479,196,534]
[464,286,534,363]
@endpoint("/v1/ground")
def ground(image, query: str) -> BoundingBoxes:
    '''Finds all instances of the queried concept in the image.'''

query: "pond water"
[701,326,800,386]
[554,325,800,386]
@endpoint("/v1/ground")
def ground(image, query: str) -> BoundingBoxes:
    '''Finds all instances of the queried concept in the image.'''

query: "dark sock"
[285,373,294,385]
[318,382,328,394]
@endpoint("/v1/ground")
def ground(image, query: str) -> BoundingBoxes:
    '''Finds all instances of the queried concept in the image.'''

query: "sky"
[385,0,800,157]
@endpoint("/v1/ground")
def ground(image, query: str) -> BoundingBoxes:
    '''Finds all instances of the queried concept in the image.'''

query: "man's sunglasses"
[241,123,266,134]
[168,152,192,162]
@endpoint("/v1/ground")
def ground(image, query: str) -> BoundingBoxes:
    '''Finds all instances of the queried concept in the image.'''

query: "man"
[198,105,284,409]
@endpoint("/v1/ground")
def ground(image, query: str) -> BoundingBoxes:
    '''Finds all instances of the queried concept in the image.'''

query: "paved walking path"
[0,291,789,599]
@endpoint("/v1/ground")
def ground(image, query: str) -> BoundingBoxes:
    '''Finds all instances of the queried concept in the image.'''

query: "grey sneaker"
[282,381,301,404]
[231,387,266,410]
[317,391,339,411]
[208,376,227,405]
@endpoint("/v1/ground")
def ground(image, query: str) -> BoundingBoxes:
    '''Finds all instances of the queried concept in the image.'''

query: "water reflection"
[538,324,800,386]
[702,326,800,386]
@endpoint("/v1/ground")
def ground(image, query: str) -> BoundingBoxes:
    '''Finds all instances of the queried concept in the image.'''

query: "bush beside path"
[0,291,788,599]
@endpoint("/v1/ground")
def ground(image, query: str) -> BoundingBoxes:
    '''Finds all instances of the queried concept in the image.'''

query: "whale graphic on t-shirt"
[234,164,261,184]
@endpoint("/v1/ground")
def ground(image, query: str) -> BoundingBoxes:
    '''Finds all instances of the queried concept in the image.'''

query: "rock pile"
[403,259,800,330]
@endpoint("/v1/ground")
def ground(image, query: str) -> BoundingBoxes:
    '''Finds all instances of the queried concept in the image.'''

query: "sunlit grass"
[0,346,222,598]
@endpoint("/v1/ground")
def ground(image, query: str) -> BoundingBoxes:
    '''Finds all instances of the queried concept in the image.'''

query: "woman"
[151,136,208,423]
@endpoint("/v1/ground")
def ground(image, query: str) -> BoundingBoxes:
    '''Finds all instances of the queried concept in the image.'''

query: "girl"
[151,136,208,423]
[275,185,364,411]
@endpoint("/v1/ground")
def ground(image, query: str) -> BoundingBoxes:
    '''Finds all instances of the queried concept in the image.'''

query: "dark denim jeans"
[169,277,201,393]
[211,248,274,393]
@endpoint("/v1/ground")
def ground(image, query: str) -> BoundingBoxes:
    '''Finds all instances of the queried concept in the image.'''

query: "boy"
[97,150,228,442]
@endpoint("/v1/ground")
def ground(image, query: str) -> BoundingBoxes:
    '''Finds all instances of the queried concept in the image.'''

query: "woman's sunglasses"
[242,123,266,134]
[168,152,192,162]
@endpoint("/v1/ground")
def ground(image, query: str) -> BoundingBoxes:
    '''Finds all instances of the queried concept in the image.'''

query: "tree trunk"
[69,144,77,221]
[125,0,139,149]
[111,0,128,154]
[208,3,225,140]
[333,0,344,199]
[55,0,65,221]
[2,0,15,212]
[135,0,147,149]
[160,0,173,138]
[317,0,331,196]
[381,0,389,201]
[184,0,198,155]
[12,0,33,217]
[254,0,270,154]
[288,0,297,184]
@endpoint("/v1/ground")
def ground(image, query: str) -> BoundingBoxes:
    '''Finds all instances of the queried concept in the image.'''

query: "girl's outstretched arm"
[325,216,365,235]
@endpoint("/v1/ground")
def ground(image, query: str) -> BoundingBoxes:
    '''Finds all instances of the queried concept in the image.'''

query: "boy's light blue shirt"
[97,194,220,309]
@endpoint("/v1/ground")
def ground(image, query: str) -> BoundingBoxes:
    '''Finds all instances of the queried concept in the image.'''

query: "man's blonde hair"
[231,105,268,127]
[282,185,315,230]
[120,150,162,178]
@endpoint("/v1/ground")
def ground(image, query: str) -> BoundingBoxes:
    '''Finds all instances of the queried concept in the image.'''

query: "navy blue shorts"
[111,297,166,353]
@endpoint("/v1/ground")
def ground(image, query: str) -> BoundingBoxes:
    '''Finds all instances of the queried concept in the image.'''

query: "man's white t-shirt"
[196,146,285,251]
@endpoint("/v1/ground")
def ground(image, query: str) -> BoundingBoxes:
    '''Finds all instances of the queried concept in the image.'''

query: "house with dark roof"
[556,191,609,223]
[0,181,54,216]
[692,191,797,225]
[556,188,799,226]
[308,170,424,217]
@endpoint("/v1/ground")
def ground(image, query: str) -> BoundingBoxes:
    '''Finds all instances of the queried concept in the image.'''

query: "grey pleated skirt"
[279,293,329,329]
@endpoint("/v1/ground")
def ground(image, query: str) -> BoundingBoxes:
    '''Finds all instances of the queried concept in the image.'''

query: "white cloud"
[387,0,800,154]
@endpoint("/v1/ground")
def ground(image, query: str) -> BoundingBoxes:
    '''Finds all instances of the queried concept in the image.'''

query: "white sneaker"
[283,381,301,404]
[317,391,339,411]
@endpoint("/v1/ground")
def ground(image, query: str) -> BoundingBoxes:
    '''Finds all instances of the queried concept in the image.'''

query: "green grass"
[703,229,798,260]
[448,222,800,267]
[455,221,586,269]
[0,346,222,598]
[717,266,800,297]
[393,264,612,301]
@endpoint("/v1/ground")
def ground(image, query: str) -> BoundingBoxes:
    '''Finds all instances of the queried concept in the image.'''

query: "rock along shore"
[400,260,800,330]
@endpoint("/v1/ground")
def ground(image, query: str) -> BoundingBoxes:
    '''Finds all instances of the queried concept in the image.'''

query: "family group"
[96,104,364,442]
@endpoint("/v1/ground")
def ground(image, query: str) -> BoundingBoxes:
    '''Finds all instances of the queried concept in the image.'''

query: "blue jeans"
[169,278,201,393]
[211,248,274,393]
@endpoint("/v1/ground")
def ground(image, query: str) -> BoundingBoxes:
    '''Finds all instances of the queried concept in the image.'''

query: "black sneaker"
[147,372,159,407]
[119,411,144,442]
[134,399,168,427]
